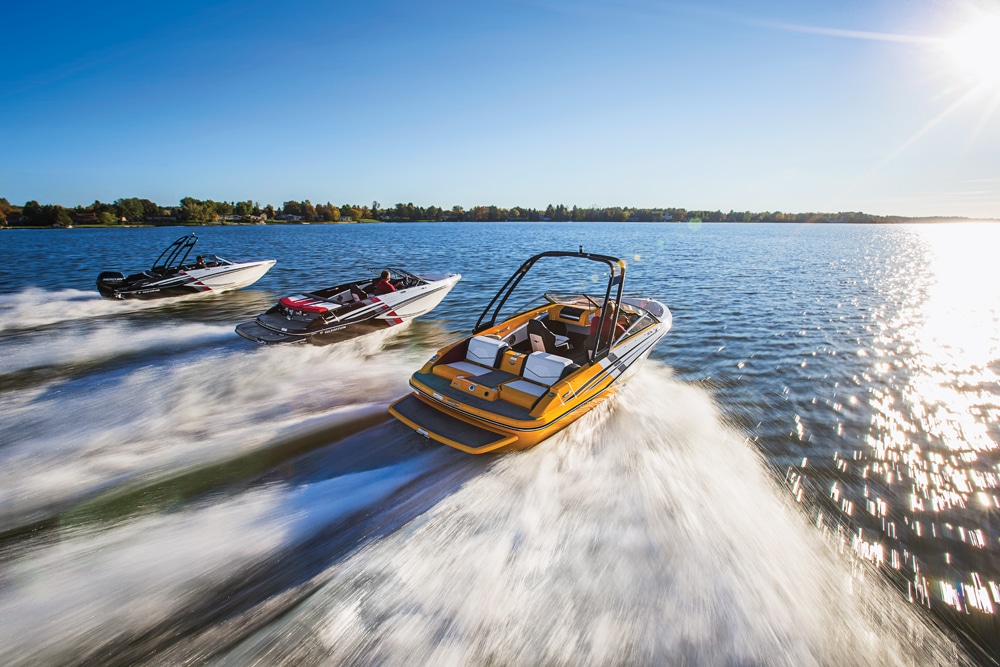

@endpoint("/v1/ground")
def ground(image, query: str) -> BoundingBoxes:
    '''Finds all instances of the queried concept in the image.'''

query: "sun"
[940,11,1000,89]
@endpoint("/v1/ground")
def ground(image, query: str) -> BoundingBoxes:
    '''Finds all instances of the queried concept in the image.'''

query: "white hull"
[372,273,461,322]
[97,233,276,300]
[236,271,460,344]
[184,260,276,293]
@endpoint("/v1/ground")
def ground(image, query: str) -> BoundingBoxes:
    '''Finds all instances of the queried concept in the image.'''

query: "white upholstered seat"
[522,352,574,386]
[503,379,548,397]
[466,335,508,367]
[445,360,489,377]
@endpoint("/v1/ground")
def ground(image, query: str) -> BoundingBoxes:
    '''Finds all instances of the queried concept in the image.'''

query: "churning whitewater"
[0,306,965,666]
[4,217,993,665]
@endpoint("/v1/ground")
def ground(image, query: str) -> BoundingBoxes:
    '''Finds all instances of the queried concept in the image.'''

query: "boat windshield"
[475,250,627,361]
[543,292,603,308]
[365,267,427,288]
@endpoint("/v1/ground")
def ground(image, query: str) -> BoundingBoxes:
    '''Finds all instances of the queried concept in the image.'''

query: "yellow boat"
[389,250,672,453]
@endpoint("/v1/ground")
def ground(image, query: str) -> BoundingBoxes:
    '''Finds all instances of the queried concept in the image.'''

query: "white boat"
[96,234,275,300]
[235,267,461,344]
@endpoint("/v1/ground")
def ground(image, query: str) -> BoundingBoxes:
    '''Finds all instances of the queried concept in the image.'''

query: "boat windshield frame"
[204,254,234,266]
[365,266,428,286]
[152,234,198,273]
[474,250,627,362]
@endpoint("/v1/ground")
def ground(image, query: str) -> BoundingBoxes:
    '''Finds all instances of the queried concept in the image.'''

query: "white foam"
[0,320,233,374]
[216,363,963,665]
[0,489,287,664]
[0,288,185,332]
[284,457,441,541]
[0,454,445,664]
[0,340,426,525]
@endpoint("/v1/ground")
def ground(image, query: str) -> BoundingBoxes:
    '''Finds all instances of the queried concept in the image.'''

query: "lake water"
[0,221,997,665]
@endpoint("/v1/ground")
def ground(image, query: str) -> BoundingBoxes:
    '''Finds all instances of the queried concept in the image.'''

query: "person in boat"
[195,256,207,269]
[588,300,627,348]
[374,270,396,295]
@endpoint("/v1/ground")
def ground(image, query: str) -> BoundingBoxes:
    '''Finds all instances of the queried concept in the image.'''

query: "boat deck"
[391,394,515,452]
[412,371,535,421]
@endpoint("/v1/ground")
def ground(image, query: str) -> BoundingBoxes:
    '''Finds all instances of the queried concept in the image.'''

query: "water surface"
[0,221,996,664]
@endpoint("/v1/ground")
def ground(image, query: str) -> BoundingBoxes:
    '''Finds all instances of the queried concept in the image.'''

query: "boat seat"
[331,289,356,304]
[279,294,331,313]
[499,378,550,409]
[522,351,575,386]
[527,318,569,354]
[466,335,509,368]
[433,335,510,382]
[503,379,548,397]
[434,360,490,382]
[500,322,530,349]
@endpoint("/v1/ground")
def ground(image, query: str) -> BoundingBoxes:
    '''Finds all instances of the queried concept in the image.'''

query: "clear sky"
[3,0,999,218]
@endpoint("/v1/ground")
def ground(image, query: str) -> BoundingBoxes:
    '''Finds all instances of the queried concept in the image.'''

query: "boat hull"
[236,273,460,345]
[184,260,276,293]
[389,310,668,453]
[98,260,276,300]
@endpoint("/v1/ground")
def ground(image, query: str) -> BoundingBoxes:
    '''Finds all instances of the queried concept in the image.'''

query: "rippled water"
[0,222,996,664]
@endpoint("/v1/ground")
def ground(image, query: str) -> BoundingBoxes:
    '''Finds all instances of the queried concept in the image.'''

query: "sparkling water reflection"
[779,223,1000,651]
[0,222,997,663]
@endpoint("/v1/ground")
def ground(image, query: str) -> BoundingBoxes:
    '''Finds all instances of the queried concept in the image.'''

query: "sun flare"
[941,12,1000,88]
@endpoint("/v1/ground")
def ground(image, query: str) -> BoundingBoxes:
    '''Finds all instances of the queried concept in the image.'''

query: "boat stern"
[389,393,519,454]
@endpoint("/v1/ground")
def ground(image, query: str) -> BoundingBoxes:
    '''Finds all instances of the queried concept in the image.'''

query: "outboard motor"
[97,271,127,299]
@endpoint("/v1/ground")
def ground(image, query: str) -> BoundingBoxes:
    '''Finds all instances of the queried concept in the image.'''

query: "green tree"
[179,197,210,222]
[22,200,41,222]
[114,197,144,222]
[316,202,340,222]
[21,202,71,226]
[0,197,14,225]
[140,199,159,219]
[214,200,233,219]
[301,200,317,221]
[90,200,116,219]
[54,207,72,226]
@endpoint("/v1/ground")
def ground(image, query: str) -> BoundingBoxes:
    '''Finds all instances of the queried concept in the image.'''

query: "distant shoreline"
[3,196,996,227]
[3,217,998,230]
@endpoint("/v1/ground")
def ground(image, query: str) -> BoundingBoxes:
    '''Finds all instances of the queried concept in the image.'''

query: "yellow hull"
[389,299,668,454]
[390,365,619,454]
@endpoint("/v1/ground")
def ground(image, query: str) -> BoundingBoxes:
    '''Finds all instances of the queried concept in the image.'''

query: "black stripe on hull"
[409,327,665,435]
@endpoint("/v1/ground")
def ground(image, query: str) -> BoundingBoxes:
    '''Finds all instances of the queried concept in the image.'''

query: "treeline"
[0,195,912,227]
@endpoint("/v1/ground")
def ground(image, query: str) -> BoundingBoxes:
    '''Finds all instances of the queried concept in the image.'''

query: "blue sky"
[3,0,999,218]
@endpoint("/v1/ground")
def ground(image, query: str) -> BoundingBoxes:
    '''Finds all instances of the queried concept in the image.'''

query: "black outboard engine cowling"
[97,271,127,298]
